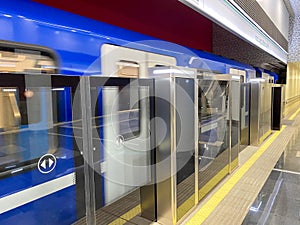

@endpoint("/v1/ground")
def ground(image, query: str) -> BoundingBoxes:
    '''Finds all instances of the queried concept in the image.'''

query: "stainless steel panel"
[281,85,286,119]
[259,83,272,139]
[194,77,199,205]
[240,83,250,146]
[149,67,197,224]
[230,79,241,172]
[80,77,96,225]
[176,78,195,221]
[155,77,174,225]
[249,82,260,145]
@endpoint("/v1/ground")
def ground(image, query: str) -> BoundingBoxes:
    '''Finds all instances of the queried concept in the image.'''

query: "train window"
[114,60,140,140]
[0,74,80,176]
[0,50,56,74]
[0,42,57,74]
[118,84,140,140]
[117,60,139,78]
[0,43,61,175]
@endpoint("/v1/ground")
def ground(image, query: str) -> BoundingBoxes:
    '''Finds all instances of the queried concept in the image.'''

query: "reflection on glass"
[175,78,195,221]
[88,78,153,224]
[0,50,56,74]
[198,77,230,201]
[0,74,82,224]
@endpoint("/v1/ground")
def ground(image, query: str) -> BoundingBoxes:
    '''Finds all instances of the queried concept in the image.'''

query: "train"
[0,1,282,225]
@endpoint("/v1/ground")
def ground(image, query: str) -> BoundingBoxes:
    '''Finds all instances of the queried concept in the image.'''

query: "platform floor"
[75,100,300,225]
[242,127,300,224]
[183,100,300,225]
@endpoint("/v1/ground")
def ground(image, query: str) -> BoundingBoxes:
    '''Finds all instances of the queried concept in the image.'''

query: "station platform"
[73,100,300,225]
[182,100,300,225]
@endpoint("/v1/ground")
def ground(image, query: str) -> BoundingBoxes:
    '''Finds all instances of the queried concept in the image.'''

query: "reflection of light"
[24,90,34,98]
[71,29,76,32]
[52,88,65,91]
[5,165,16,169]
[2,14,12,18]
[249,78,266,82]
[232,75,240,80]
[0,63,16,67]
[153,69,195,75]
[116,62,139,67]
[41,65,56,69]
[250,201,262,212]
[3,88,17,92]
[188,57,201,65]
[11,168,23,174]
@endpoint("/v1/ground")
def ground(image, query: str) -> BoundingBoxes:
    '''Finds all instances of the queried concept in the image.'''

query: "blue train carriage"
[0,1,188,224]
[0,0,257,224]
[0,2,187,224]
[0,41,81,225]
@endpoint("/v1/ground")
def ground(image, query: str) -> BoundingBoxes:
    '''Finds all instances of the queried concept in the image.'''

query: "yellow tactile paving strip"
[75,100,300,225]
[203,126,294,225]
[108,205,141,225]
[184,125,290,225]
[284,98,300,119]
[183,99,300,225]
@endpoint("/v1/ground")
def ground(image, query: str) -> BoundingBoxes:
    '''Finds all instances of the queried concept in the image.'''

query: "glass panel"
[0,74,86,224]
[176,77,196,221]
[198,78,230,201]
[86,77,154,224]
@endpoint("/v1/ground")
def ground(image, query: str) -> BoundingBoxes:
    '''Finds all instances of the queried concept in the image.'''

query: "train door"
[229,68,248,148]
[197,74,241,202]
[81,44,176,224]
[72,76,156,225]
[0,42,83,225]
[0,42,97,225]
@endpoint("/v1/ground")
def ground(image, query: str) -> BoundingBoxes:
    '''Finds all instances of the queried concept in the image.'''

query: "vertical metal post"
[228,79,232,173]
[170,76,177,224]
[194,77,199,203]
[140,79,157,221]
[80,76,96,225]
[237,78,241,160]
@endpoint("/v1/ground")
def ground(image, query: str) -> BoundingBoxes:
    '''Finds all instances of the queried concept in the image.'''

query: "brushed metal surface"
[249,82,260,146]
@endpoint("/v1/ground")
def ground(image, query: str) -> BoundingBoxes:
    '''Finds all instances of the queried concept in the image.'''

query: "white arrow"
[41,160,47,169]
[48,158,54,168]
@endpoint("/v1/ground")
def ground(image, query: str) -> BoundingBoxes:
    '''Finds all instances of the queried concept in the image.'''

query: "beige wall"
[286,62,300,101]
